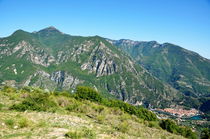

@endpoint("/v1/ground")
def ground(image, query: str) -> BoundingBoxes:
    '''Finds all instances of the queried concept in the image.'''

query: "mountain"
[109,39,210,109]
[0,27,182,108]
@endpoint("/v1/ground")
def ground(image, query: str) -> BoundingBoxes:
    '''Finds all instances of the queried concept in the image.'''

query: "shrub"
[201,128,210,139]
[54,91,72,97]
[96,114,105,123]
[2,86,17,93]
[10,92,57,112]
[159,119,178,133]
[148,121,160,129]
[103,99,158,121]
[184,127,197,139]
[18,117,30,128]
[115,121,129,133]
[66,103,80,112]
[75,86,102,103]
[65,131,82,139]
[4,119,15,128]
[92,105,104,113]
[160,119,197,139]
[65,128,96,139]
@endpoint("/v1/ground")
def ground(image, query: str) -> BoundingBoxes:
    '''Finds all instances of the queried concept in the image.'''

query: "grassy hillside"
[0,86,196,139]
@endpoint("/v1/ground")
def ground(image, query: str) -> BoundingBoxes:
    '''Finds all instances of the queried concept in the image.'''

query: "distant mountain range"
[109,39,210,98]
[0,27,210,114]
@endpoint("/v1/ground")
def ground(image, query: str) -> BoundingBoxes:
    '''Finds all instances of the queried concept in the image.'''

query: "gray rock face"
[81,42,118,77]
[0,40,56,67]
[50,71,82,89]
[18,42,56,67]
[50,71,65,85]
[23,70,82,90]
[81,56,117,77]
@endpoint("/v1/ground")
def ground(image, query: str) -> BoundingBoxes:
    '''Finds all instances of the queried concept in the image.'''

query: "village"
[159,108,200,117]
[152,108,202,119]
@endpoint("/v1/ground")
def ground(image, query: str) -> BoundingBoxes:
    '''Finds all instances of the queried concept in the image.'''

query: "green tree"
[201,128,210,139]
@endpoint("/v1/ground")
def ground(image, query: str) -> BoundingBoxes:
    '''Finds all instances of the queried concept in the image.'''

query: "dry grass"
[0,88,185,139]
[0,111,185,139]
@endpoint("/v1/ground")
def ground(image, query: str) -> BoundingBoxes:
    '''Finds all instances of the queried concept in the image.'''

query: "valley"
[1,0,210,138]
[0,27,210,138]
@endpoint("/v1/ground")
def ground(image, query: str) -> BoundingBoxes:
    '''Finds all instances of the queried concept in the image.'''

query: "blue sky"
[0,0,210,59]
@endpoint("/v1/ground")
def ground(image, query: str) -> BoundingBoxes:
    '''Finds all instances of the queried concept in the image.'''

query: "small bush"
[10,92,57,112]
[201,128,210,139]
[65,131,82,139]
[2,86,17,93]
[104,99,158,121]
[66,103,80,112]
[18,117,30,128]
[65,128,96,139]
[148,121,160,129]
[4,119,15,128]
[115,121,129,133]
[92,105,104,113]
[75,86,102,103]
[96,114,105,123]
[59,91,72,97]
[160,119,197,139]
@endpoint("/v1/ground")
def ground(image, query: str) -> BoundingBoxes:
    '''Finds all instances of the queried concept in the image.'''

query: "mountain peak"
[12,29,26,34]
[37,26,62,34]
[11,29,30,37]
[45,26,58,30]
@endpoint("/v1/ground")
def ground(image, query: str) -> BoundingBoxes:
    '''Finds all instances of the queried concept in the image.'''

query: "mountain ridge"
[0,27,183,108]
[108,38,210,60]
[110,38,210,96]
[1,27,210,115]
[110,38,210,115]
